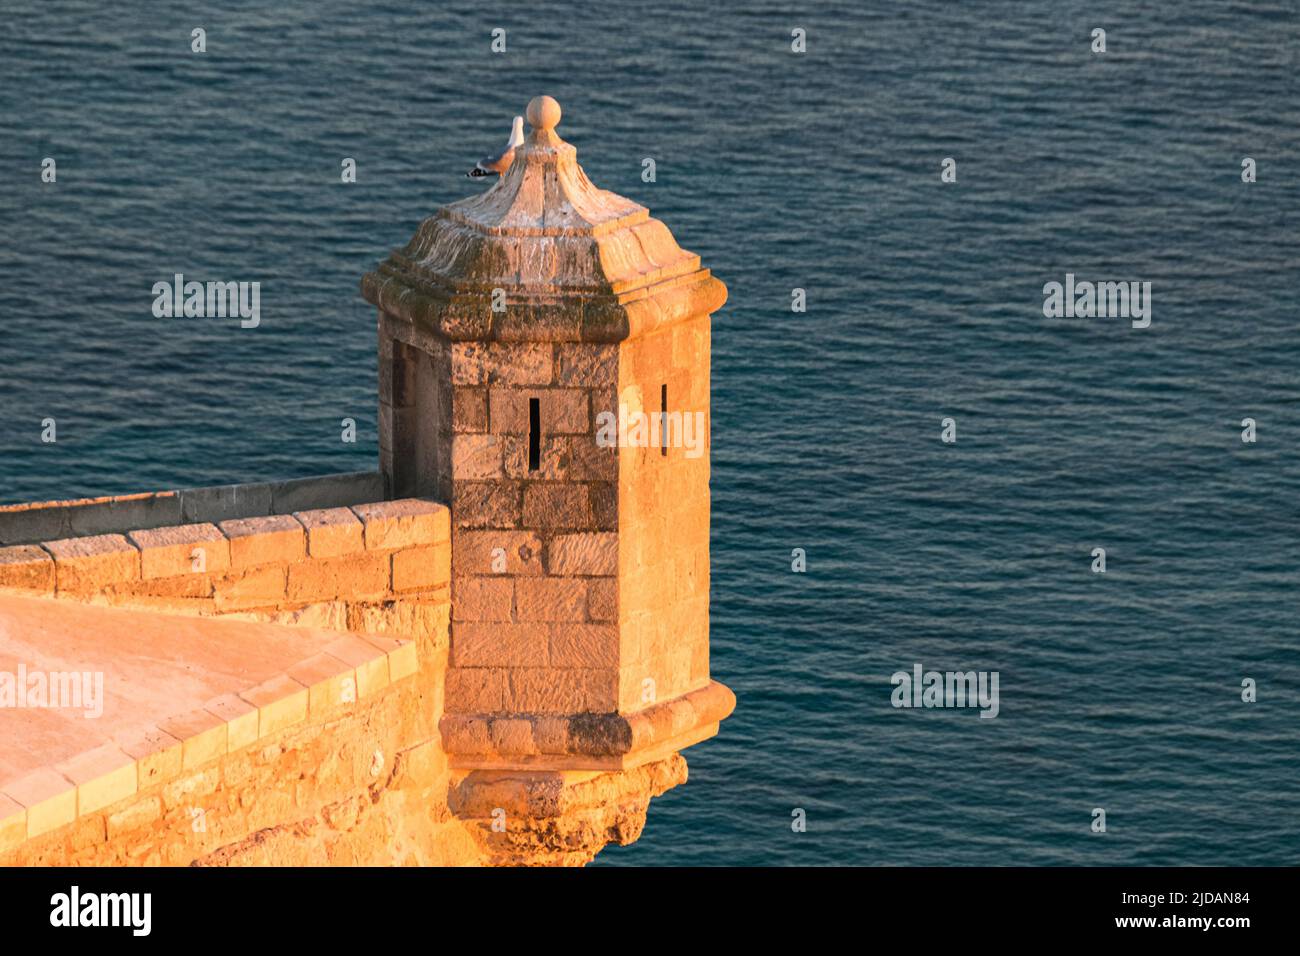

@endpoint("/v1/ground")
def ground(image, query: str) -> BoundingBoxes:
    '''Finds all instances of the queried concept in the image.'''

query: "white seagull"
[467,116,524,179]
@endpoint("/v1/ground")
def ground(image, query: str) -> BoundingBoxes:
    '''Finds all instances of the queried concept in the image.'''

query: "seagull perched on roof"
[467,116,524,179]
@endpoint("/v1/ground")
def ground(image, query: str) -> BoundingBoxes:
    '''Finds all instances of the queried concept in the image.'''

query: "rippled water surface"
[2,1,1298,865]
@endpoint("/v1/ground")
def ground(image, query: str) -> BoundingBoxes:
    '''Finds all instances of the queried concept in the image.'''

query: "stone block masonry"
[0,593,473,866]
[0,498,471,865]
[0,497,683,865]
[0,471,383,547]
[0,498,451,624]
[0,95,732,866]
[365,96,734,776]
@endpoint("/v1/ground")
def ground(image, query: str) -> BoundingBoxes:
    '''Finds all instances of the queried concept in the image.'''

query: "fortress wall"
[0,496,448,637]
[0,491,706,865]
[0,471,384,547]
[0,96,733,866]
[0,608,482,866]
[0,497,485,865]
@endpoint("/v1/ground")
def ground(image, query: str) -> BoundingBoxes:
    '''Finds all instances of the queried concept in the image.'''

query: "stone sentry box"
[362,96,734,771]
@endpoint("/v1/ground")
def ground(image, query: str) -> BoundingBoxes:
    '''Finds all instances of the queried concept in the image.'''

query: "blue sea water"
[2,1,1298,866]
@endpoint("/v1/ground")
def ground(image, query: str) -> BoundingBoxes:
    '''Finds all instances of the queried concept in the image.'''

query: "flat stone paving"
[0,592,412,843]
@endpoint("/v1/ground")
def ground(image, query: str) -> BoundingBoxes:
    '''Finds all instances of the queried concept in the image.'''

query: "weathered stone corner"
[449,754,689,866]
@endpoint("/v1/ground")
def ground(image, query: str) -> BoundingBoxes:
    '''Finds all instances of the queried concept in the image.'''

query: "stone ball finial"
[526,95,561,132]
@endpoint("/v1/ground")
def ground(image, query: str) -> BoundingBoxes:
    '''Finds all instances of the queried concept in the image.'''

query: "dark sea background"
[2,1,1298,865]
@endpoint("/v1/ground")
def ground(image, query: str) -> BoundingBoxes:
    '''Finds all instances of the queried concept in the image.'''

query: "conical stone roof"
[361,96,726,344]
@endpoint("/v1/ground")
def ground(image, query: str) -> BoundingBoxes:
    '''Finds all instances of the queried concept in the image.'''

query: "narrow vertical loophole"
[528,397,541,471]
[660,383,668,456]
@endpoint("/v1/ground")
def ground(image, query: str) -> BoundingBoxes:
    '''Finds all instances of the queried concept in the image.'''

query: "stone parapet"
[0,471,384,547]
[0,498,450,623]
